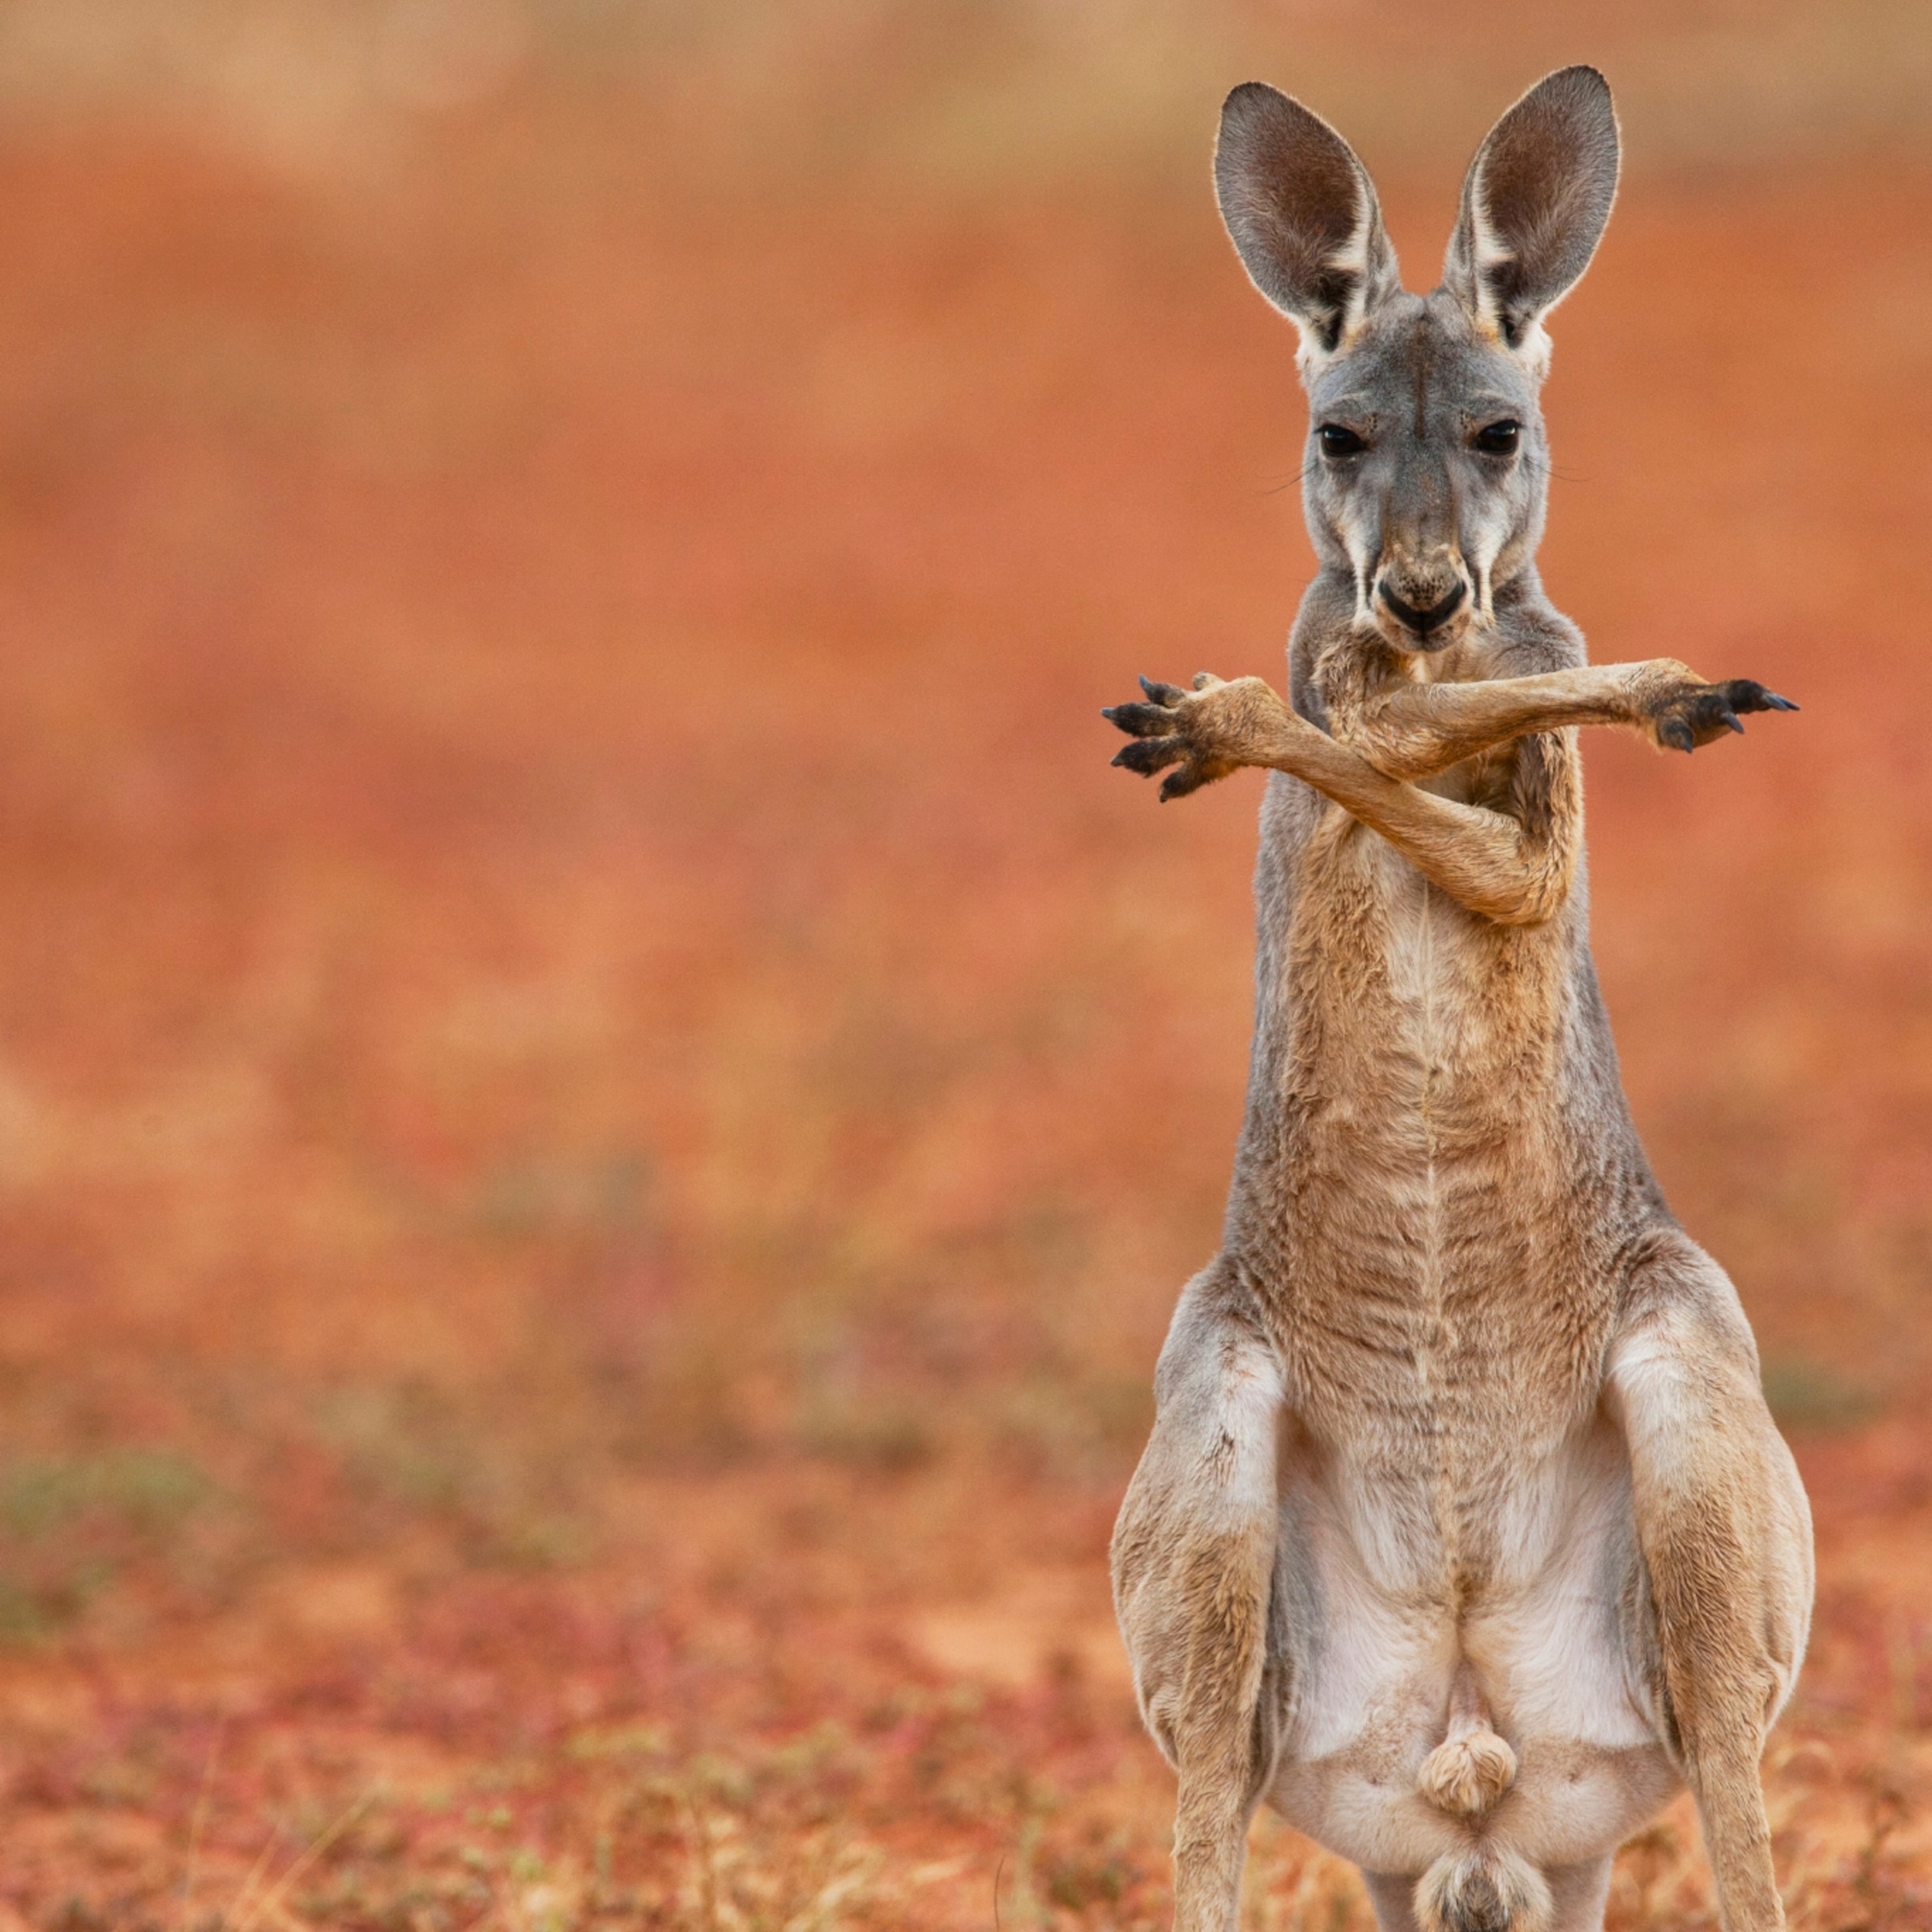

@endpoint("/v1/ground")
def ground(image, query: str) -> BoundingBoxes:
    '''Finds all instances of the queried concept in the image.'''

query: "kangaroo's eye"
[1474,419,1521,456]
[1318,423,1367,458]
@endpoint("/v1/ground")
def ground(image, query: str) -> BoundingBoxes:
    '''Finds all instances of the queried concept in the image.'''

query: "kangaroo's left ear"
[1443,66,1619,353]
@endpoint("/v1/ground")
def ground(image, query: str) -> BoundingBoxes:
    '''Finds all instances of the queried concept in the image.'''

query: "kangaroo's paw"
[1648,676,1798,754]
[1102,672,1284,801]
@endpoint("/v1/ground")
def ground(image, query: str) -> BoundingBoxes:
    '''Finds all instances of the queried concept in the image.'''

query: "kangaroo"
[1104,67,1814,1932]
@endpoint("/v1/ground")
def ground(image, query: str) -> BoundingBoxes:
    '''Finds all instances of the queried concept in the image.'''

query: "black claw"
[1113,738,1184,775]
[1719,711,1744,735]
[1722,680,1799,715]
[1659,718,1695,754]
[1139,676,1187,706]
[1105,702,1177,738]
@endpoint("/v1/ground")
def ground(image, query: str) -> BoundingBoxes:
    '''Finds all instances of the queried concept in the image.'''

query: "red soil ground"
[0,79,1927,1932]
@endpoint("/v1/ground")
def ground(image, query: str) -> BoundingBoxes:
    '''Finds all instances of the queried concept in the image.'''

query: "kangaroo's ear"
[1443,66,1619,353]
[1214,82,1400,363]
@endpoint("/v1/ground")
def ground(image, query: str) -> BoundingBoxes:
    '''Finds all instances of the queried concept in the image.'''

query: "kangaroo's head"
[1215,67,1619,654]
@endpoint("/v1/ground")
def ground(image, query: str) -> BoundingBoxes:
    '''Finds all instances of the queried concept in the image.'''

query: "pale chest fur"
[1240,800,1621,1582]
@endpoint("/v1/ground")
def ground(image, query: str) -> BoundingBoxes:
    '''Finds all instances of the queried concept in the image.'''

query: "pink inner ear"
[1215,84,1399,345]
[1444,67,1619,338]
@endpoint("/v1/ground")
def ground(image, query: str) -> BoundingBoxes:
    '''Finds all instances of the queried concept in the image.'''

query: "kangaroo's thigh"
[1113,1258,1286,1932]
[1608,1232,1814,1932]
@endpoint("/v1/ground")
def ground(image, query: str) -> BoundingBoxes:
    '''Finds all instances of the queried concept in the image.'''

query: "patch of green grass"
[314,1380,594,1569]
[0,1446,218,1642]
[1762,1357,1876,1432]
[1,1446,213,1541]
[796,1397,936,1472]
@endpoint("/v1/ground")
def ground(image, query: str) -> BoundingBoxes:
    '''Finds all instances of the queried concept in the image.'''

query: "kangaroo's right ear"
[1214,82,1400,365]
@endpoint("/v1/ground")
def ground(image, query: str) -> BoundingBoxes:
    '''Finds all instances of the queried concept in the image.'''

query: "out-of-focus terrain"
[0,3,1928,1926]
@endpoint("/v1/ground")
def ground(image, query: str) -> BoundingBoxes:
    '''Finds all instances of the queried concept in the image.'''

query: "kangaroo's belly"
[1266,1411,1679,1874]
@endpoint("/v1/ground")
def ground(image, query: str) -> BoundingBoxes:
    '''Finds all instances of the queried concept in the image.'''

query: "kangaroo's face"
[1302,296,1544,653]
[1214,69,1620,658]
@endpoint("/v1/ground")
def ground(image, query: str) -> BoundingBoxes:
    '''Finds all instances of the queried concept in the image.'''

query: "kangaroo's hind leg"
[1112,1258,1288,1932]
[1609,1233,1815,1932]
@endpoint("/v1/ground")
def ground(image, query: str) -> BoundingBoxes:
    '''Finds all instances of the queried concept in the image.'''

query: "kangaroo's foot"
[1104,672,1299,801]
[1638,672,1797,754]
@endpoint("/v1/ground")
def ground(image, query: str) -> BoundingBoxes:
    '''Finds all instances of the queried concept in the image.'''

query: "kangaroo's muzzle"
[1377,576,1467,643]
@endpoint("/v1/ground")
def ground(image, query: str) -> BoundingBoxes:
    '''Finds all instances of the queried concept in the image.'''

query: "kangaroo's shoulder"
[1485,575,1587,676]
[1287,570,1357,726]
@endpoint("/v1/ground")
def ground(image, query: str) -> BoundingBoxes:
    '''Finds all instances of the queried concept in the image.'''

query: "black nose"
[1379,579,1467,636]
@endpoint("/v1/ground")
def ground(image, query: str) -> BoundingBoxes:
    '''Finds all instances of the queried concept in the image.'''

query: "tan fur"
[1419,1671,1519,1817]
[1418,1729,1519,1818]
[1417,1848,1553,1932]
[1106,69,1811,1932]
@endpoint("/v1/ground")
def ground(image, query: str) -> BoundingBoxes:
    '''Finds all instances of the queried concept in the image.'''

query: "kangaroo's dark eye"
[1474,419,1521,456]
[1318,423,1366,458]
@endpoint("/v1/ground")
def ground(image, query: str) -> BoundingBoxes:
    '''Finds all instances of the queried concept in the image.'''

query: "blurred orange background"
[0,3,1928,1926]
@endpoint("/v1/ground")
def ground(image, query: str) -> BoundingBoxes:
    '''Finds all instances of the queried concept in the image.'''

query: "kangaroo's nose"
[1378,578,1466,638]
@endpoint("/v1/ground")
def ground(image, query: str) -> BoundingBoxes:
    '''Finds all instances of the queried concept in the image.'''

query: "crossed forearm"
[1343,663,1669,781]
[1335,658,1797,781]
[1230,700,1571,926]
[1108,655,1794,924]
[1108,675,1572,924]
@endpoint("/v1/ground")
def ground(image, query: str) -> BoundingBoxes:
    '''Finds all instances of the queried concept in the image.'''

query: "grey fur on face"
[1216,67,1616,655]
[1301,294,1548,642]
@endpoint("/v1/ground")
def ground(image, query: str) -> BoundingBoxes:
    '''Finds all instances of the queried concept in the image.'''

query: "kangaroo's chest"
[1306,819,1546,1115]
[1256,808,1614,1468]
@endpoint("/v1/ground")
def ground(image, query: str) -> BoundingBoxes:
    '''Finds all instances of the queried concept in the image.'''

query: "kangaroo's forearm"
[1105,674,1575,923]
[1258,718,1569,926]
[1345,658,1797,781]
[1348,663,1670,781]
